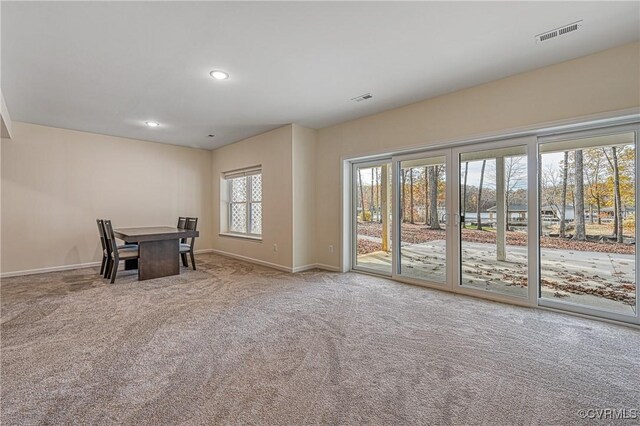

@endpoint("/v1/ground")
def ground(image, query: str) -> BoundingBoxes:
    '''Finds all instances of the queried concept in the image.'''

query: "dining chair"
[177,216,187,229]
[177,217,188,266]
[179,217,198,270]
[96,219,109,276]
[97,219,138,278]
[103,220,139,283]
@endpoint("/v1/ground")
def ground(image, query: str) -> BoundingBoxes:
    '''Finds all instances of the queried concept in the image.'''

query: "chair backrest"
[103,220,117,256]
[177,217,187,229]
[96,219,107,251]
[184,217,198,247]
[186,217,198,231]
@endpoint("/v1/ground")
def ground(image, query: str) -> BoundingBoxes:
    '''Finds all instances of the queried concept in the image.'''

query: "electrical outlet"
[273,244,278,252]
[328,245,334,253]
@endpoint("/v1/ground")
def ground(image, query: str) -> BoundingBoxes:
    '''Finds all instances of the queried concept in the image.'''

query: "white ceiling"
[2,1,639,149]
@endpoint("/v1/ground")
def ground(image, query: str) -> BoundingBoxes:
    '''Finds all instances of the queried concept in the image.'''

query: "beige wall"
[314,42,640,269]
[1,122,213,274]
[210,124,317,271]
[292,124,317,269]
[2,42,639,276]
[211,125,295,269]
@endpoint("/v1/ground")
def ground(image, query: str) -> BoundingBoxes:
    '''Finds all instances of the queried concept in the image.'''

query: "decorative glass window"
[225,167,262,237]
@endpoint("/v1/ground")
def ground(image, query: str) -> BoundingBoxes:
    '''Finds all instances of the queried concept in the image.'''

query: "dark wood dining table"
[113,226,199,281]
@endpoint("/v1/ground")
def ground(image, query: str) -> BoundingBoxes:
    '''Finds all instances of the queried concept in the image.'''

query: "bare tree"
[504,156,526,226]
[400,169,405,222]
[604,147,624,242]
[477,160,486,231]
[369,169,374,221]
[541,162,562,213]
[409,168,415,224]
[375,167,380,223]
[424,166,429,225]
[429,166,441,230]
[559,151,569,237]
[585,149,605,225]
[357,169,365,221]
[574,150,586,241]
[462,162,468,226]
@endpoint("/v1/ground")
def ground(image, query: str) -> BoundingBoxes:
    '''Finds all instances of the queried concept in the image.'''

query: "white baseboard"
[210,249,293,272]
[293,263,341,272]
[194,249,214,254]
[291,264,317,273]
[0,261,102,278]
[313,263,341,272]
[0,249,340,278]
[209,250,341,274]
[1,248,217,279]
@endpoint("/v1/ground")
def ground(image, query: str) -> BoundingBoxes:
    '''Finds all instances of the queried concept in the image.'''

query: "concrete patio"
[357,240,636,316]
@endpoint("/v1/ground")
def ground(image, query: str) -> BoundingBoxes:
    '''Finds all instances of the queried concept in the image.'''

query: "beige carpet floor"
[1,253,639,425]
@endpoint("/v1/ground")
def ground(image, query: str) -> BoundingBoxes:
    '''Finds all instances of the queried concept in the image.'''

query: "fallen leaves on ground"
[542,278,635,306]
[356,221,636,306]
[356,222,634,254]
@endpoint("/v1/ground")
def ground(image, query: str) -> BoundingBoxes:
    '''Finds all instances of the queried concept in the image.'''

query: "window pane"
[459,146,528,298]
[231,177,247,202]
[230,203,247,233]
[250,203,262,234]
[539,132,636,315]
[399,156,446,283]
[355,163,393,275]
[251,174,262,202]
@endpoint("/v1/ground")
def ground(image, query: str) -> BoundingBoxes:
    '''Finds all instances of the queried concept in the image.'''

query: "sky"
[355,143,634,192]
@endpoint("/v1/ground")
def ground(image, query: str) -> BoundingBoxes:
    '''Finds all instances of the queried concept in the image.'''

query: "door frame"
[536,124,640,325]
[345,114,640,325]
[351,158,393,277]
[391,149,454,290]
[450,136,538,307]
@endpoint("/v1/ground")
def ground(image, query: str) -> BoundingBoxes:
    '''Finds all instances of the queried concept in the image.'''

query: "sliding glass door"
[352,160,393,275]
[349,123,639,325]
[393,150,451,285]
[538,128,638,321]
[454,141,532,301]
[453,137,537,305]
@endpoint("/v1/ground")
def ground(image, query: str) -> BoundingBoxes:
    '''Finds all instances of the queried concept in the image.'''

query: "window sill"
[219,232,263,242]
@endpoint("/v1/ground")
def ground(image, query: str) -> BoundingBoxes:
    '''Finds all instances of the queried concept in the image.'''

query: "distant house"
[462,211,493,225]
[600,205,635,221]
[487,204,527,223]
[540,205,575,223]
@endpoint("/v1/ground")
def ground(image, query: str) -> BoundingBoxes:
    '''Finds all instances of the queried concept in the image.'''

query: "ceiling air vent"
[535,20,583,43]
[351,93,373,102]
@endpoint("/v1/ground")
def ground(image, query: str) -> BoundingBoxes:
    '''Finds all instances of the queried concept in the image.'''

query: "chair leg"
[110,259,119,284]
[181,253,188,267]
[104,258,111,278]
[190,250,196,270]
[99,255,106,275]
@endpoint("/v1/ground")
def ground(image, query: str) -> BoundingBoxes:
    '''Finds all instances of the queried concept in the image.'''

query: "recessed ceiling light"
[145,121,160,127]
[209,70,229,80]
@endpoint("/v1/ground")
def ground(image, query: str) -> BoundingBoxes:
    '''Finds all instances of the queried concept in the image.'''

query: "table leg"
[138,240,179,281]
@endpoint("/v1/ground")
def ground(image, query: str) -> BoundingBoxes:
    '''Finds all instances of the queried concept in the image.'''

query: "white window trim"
[224,168,262,239]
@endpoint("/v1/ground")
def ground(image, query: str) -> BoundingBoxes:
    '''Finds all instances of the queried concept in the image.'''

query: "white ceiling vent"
[351,93,373,102]
[535,20,583,43]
